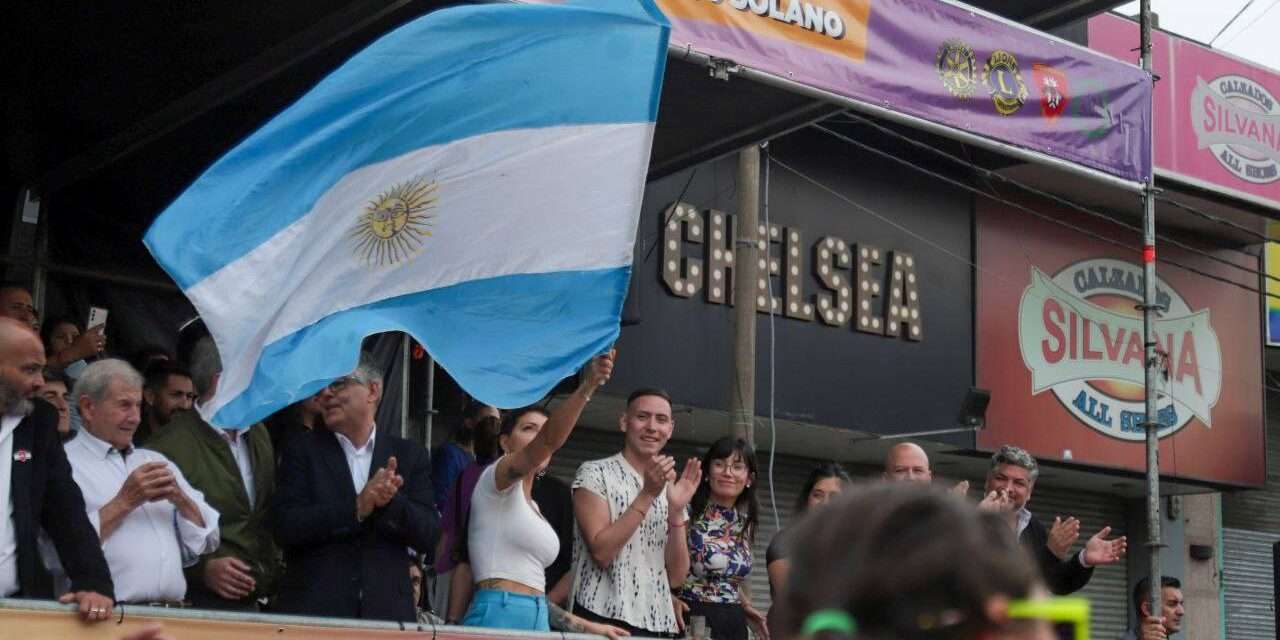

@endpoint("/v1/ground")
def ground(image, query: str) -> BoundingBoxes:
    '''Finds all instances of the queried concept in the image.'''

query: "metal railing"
[0,598,618,639]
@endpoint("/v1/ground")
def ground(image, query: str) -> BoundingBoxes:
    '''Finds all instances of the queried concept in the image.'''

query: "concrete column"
[1181,493,1224,640]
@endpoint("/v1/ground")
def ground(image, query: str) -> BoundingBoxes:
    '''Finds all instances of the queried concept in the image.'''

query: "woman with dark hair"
[778,483,1057,640]
[767,462,851,600]
[41,316,103,376]
[433,398,500,510]
[457,352,628,636]
[674,436,767,640]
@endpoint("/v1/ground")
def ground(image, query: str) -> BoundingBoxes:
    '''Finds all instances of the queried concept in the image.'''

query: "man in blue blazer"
[272,354,438,621]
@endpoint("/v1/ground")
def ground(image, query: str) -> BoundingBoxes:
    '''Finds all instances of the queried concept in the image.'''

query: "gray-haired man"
[66,359,219,604]
[981,445,1127,595]
[271,355,438,621]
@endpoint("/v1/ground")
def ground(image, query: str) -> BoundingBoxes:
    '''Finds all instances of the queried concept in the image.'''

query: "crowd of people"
[0,281,1184,639]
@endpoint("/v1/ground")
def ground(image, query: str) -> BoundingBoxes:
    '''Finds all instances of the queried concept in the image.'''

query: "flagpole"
[1139,0,1164,617]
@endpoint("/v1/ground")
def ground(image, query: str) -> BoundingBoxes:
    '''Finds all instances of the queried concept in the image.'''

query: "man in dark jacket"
[981,444,1128,595]
[0,317,114,621]
[146,336,282,610]
[272,354,438,622]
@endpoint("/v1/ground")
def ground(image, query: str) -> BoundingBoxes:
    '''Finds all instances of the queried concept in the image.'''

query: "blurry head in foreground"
[780,483,1058,640]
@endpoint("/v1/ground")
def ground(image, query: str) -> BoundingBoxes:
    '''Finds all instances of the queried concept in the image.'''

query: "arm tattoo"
[549,603,585,632]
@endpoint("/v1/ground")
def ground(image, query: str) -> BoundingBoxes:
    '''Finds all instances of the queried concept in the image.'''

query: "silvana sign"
[1191,75,1280,184]
[1017,259,1222,441]
[1090,14,1280,209]
[978,198,1263,486]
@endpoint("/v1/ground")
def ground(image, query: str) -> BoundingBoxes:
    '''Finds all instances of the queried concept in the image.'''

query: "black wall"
[606,128,975,436]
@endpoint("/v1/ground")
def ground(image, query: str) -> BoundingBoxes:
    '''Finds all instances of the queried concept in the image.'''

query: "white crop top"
[467,460,560,591]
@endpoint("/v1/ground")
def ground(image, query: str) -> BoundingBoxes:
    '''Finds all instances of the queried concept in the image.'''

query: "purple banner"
[657,0,1153,183]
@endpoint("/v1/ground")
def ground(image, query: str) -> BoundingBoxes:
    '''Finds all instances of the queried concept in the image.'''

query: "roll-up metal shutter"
[1222,389,1280,532]
[550,427,827,613]
[1223,528,1280,640]
[1026,486,1130,639]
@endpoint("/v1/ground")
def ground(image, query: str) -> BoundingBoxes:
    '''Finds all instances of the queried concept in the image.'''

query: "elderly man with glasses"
[271,354,438,622]
[146,336,282,611]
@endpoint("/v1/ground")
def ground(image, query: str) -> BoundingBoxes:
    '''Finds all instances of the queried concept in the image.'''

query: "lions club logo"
[1017,259,1222,441]
[350,175,437,267]
[982,50,1029,116]
[1190,75,1280,184]
[1032,63,1069,121]
[936,39,978,99]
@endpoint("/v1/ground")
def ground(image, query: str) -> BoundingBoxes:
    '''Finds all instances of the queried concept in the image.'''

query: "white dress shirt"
[0,414,21,597]
[65,430,220,602]
[335,426,377,494]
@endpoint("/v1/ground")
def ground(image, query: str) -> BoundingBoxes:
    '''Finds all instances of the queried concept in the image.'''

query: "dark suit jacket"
[9,399,113,599]
[1021,515,1094,595]
[272,427,438,621]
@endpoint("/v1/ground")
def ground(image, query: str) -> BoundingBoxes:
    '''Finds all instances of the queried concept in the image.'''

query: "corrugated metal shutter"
[1223,528,1280,640]
[1222,389,1280,531]
[550,428,825,613]
[1027,487,1130,639]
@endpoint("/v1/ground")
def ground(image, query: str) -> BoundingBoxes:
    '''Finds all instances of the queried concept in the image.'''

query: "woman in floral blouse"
[674,436,767,640]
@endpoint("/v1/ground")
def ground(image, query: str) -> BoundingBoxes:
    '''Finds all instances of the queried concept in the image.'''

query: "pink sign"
[1090,13,1280,210]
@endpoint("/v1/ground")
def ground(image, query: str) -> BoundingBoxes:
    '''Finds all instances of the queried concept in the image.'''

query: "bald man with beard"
[0,318,114,621]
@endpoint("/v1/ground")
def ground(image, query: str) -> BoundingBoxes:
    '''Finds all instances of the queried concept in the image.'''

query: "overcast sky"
[1113,1,1280,71]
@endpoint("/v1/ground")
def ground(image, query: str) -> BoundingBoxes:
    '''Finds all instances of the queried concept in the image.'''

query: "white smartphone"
[87,306,109,331]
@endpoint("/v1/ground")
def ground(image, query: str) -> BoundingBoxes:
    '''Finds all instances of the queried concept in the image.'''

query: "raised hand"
[1082,526,1127,566]
[950,480,970,496]
[642,455,676,498]
[666,458,702,511]
[581,349,615,393]
[358,456,403,519]
[1047,516,1081,560]
[978,488,1015,513]
[64,325,106,361]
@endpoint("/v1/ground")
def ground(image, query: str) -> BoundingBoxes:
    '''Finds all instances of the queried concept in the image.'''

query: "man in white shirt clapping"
[66,359,219,605]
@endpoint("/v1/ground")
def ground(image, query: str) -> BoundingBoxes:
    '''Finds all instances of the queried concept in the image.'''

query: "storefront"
[1089,13,1280,639]
[17,1,1269,638]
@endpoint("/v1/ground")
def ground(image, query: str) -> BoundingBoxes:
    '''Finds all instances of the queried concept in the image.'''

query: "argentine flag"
[144,1,670,427]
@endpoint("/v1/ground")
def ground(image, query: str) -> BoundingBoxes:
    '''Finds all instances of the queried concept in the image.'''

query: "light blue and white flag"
[145,1,669,427]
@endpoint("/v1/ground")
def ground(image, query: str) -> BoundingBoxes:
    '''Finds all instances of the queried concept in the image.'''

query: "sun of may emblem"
[350,175,437,267]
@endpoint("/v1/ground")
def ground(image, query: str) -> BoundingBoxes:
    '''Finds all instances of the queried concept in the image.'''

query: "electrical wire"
[762,143,782,532]
[1155,195,1272,247]
[1210,0,1256,46]
[767,152,1280,407]
[1221,0,1280,47]
[807,122,1280,302]
[823,116,1278,286]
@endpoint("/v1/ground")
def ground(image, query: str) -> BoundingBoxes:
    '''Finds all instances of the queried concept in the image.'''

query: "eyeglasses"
[5,302,36,318]
[799,597,1089,639]
[326,375,365,392]
[1007,597,1090,640]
